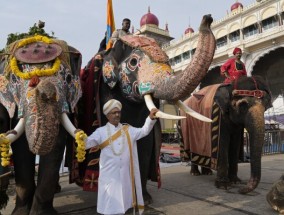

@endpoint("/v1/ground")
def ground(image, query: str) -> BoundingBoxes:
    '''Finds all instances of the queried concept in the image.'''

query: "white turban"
[103,99,122,115]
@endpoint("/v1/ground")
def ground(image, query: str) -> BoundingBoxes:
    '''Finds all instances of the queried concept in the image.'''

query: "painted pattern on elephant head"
[102,35,173,102]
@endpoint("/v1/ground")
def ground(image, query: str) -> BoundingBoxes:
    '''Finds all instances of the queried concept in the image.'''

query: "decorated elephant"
[180,75,272,194]
[76,14,216,204]
[0,35,84,215]
[266,174,284,214]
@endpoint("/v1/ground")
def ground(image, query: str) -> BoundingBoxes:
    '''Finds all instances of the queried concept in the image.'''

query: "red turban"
[233,47,242,55]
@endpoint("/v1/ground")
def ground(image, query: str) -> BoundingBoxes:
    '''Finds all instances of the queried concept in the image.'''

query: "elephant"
[266,174,284,214]
[180,75,272,194]
[77,14,216,205]
[0,35,82,215]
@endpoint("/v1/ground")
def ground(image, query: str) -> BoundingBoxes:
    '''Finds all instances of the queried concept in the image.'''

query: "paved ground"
[1,153,284,215]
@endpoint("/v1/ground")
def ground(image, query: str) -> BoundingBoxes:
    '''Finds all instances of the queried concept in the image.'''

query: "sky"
[0,0,255,66]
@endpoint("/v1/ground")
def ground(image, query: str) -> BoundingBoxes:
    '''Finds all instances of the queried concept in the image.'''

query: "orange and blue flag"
[106,0,115,49]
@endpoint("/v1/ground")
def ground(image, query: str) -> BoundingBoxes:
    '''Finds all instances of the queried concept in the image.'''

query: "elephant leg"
[201,167,213,175]
[228,127,243,184]
[190,164,201,176]
[11,135,36,215]
[215,118,231,189]
[29,126,66,215]
[137,134,153,205]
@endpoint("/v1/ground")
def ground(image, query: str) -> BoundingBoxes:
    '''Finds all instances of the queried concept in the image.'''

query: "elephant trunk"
[239,102,265,194]
[25,79,60,155]
[152,14,216,102]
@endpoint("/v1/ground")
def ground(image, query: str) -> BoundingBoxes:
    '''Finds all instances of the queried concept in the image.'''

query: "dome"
[231,2,243,11]
[140,7,159,27]
[184,27,194,35]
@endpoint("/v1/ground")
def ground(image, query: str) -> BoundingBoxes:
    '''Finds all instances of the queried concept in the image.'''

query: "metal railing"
[244,129,284,156]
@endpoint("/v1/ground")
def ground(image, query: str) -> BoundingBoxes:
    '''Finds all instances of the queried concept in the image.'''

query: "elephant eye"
[127,56,138,71]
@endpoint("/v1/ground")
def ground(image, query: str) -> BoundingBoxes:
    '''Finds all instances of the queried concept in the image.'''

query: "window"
[262,16,278,31]
[174,55,182,64]
[191,49,196,56]
[243,24,258,38]
[216,36,227,48]
[182,51,190,60]
[229,30,240,42]
[169,58,175,66]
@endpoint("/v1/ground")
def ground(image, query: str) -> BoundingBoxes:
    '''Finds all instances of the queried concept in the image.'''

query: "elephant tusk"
[60,113,76,138]
[144,94,185,120]
[176,100,212,123]
[6,118,25,143]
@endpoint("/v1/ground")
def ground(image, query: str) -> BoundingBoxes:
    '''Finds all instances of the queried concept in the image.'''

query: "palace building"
[137,0,284,130]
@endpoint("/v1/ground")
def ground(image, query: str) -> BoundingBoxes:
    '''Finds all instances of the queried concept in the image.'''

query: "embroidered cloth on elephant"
[180,84,221,170]
[120,35,169,63]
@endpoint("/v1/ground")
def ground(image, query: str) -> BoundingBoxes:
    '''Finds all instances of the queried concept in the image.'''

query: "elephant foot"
[143,191,153,206]
[201,167,213,175]
[190,164,201,176]
[29,207,58,215]
[229,175,242,184]
[12,206,30,215]
[215,178,231,190]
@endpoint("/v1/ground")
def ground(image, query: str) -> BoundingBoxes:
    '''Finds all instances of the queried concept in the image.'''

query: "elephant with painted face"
[0,36,82,215]
[77,14,215,204]
[180,75,272,194]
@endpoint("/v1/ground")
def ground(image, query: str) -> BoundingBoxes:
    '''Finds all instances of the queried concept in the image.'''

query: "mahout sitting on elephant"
[0,33,85,215]
[180,75,272,194]
[76,14,216,205]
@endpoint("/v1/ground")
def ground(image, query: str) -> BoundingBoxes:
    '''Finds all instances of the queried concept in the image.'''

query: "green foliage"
[1,22,55,52]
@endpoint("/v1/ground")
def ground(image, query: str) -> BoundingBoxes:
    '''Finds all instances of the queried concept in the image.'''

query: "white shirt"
[86,116,156,215]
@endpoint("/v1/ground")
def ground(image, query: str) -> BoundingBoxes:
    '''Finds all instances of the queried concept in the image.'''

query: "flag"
[106,0,115,49]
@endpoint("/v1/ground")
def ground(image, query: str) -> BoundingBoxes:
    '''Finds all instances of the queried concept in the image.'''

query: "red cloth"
[220,58,247,84]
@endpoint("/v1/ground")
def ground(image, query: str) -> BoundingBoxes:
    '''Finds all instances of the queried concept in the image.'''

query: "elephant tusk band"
[61,113,76,138]
[176,100,212,123]
[144,94,185,120]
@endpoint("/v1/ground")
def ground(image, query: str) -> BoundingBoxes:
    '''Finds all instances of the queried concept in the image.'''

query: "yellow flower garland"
[75,131,87,162]
[10,57,61,80]
[0,134,12,167]
[9,35,61,80]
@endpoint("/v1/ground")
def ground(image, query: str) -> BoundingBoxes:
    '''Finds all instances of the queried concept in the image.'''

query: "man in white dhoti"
[86,99,158,215]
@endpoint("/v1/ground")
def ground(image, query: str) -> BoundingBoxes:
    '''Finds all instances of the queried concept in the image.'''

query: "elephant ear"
[102,54,119,89]
[214,85,232,114]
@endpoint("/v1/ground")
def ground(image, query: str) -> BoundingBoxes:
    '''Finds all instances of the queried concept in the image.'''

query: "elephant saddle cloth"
[180,84,221,170]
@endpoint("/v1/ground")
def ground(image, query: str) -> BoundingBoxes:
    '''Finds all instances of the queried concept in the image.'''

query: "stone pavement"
[1,154,284,215]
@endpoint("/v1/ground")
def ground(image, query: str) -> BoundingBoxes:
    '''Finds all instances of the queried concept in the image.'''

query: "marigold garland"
[10,57,61,80]
[17,35,53,48]
[75,130,87,162]
[0,134,12,167]
[9,35,61,80]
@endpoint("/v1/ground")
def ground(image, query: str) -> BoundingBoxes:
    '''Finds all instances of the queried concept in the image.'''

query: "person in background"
[85,99,158,215]
[220,47,247,84]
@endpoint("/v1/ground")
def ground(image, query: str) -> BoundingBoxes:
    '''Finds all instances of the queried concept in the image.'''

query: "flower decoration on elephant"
[0,133,12,167]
